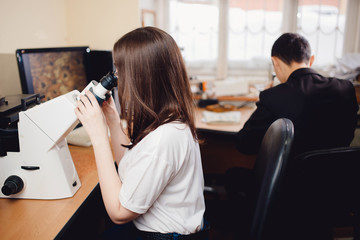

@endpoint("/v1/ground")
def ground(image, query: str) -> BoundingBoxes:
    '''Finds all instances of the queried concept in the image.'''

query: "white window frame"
[158,0,360,80]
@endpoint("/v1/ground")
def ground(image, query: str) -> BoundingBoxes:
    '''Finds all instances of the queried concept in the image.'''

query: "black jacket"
[236,68,359,156]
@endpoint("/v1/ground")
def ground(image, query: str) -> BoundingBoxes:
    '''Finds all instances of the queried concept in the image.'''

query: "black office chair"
[201,118,294,240]
[247,118,294,240]
[275,146,360,240]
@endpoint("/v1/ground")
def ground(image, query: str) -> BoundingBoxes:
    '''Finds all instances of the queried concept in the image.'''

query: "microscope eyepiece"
[99,71,118,90]
[90,71,118,105]
[78,71,118,105]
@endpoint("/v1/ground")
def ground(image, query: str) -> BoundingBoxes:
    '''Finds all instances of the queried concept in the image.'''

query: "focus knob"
[2,175,24,196]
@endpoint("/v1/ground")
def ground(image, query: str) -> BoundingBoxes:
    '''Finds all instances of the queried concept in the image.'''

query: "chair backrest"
[286,146,360,238]
[293,146,360,205]
[250,118,294,240]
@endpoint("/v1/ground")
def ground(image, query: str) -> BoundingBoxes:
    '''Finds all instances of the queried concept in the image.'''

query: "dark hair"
[271,33,311,65]
[113,27,197,148]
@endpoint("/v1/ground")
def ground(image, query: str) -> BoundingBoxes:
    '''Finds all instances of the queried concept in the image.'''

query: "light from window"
[228,0,283,61]
[166,0,351,79]
[169,0,219,63]
[297,0,348,66]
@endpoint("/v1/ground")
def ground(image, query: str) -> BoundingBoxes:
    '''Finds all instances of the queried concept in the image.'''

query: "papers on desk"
[202,110,241,124]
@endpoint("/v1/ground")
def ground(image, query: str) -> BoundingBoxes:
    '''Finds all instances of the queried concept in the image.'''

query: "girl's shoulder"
[151,122,189,141]
[133,122,193,153]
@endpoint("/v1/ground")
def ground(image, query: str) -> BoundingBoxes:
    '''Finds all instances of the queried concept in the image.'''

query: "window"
[228,0,283,61]
[165,0,357,79]
[167,0,221,79]
[169,0,219,63]
[297,0,347,66]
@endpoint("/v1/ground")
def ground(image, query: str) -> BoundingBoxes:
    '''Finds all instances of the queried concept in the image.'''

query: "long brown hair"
[113,27,197,148]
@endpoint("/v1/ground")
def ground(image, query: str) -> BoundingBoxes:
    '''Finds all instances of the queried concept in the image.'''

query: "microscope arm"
[18,90,81,154]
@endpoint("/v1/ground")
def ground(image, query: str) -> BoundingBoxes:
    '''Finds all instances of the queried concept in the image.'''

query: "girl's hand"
[75,91,108,146]
[102,96,121,128]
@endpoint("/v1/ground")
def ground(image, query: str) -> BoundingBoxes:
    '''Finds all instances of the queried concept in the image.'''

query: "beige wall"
[0,54,22,95]
[65,0,140,50]
[0,0,140,96]
[0,0,68,54]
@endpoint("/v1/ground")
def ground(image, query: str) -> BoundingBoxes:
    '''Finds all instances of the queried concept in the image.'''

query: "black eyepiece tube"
[99,72,118,90]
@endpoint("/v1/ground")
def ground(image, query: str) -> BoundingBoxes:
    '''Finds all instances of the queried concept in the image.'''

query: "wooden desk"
[355,84,360,104]
[195,106,257,174]
[0,145,104,240]
[195,106,256,132]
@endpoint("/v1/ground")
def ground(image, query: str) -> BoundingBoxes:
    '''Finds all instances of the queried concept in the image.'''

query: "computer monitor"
[87,50,114,82]
[16,47,91,101]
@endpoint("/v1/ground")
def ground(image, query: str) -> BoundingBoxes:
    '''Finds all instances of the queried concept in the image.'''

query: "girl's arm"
[102,97,129,166]
[75,91,139,224]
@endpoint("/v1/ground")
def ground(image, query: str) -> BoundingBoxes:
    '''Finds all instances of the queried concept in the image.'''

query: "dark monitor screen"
[16,47,91,101]
[87,50,114,82]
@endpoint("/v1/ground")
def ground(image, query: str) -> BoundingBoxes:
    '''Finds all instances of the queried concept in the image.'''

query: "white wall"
[0,0,140,96]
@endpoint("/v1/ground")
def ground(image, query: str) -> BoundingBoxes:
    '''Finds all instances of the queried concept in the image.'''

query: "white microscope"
[0,72,117,199]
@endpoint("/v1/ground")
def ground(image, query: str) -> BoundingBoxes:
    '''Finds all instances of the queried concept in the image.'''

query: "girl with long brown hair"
[75,27,206,239]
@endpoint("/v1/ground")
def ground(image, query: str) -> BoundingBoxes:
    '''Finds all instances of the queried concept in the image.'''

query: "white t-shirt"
[118,122,205,234]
